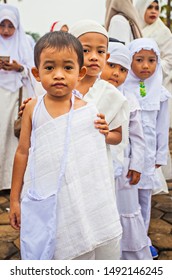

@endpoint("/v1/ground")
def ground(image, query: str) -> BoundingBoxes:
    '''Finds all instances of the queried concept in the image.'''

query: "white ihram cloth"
[21,96,122,260]
[74,79,130,183]
[83,79,130,150]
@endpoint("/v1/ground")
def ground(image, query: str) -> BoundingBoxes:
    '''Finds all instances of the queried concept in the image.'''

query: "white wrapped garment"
[21,98,122,260]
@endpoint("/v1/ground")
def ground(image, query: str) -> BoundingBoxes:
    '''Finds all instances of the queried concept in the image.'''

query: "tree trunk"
[167,0,171,29]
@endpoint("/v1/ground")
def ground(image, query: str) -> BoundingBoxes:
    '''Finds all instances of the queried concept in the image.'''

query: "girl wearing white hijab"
[0,4,35,191]
[134,0,172,179]
[105,0,142,45]
[124,38,170,258]
[101,42,152,260]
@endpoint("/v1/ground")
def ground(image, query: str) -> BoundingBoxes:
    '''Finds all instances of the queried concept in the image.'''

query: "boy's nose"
[54,70,64,79]
[89,52,98,61]
[113,70,119,77]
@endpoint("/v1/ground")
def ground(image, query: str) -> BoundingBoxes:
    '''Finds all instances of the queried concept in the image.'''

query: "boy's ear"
[106,52,110,61]
[31,67,41,82]
[78,66,87,81]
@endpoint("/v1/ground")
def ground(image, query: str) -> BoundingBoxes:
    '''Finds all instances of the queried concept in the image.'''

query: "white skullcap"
[107,42,131,70]
[69,19,108,39]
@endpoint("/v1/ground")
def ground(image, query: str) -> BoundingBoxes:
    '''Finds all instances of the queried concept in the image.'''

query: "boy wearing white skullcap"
[101,42,152,260]
[70,19,130,260]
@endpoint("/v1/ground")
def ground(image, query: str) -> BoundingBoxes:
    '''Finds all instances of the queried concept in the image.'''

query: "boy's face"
[32,47,85,98]
[78,32,108,77]
[131,49,157,80]
[144,1,160,25]
[101,62,128,88]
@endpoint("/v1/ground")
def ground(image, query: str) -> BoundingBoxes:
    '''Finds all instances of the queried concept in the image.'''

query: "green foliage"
[160,0,172,31]
[26,31,40,42]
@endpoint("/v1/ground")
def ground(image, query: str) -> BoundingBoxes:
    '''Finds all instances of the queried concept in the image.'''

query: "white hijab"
[124,38,163,111]
[0,4,35,93]
[105,0,142,38]
[134,0,172,94]
[134,0,161,28]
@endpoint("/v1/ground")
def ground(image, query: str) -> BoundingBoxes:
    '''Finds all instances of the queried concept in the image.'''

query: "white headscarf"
[69,19,108,39]
[134,0,172,96]
[134,0,161,28]
[124,38,163,110]
[105,0,142,38]
[0,4,35,94]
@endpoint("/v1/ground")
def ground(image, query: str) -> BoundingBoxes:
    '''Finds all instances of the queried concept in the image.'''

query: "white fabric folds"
[21,97,122,260]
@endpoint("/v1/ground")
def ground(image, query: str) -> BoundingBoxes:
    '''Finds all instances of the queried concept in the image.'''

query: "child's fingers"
[127,170,141,185]
[97,113,105,120]
[23,98,32,104]
[10,213,20,230]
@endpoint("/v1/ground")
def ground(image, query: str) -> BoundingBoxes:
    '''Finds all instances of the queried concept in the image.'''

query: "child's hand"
[18,98,32,117]
[2,60,22,72]
[9,201,21,230]
[155,164,161,168]
[94,113,109,137]
[127,170,141,185]
[0,59,4,70]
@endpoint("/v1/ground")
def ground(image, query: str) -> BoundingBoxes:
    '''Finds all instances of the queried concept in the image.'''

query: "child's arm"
[95,113,122,145]
[10,100,35,230]
[18,98,32,117]
[156,100,169,167]
[127,109,145,185]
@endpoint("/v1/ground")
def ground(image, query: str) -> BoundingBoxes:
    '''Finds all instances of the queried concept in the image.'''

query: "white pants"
[138,189,152,246]
[73,237,121,260]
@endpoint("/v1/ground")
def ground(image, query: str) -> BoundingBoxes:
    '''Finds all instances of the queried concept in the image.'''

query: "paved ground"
[0,187,171,260]
[0,130,172,260]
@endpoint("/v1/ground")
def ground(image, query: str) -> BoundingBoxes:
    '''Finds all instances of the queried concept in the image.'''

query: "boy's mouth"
[52,83,66,88]
[88,64,99,69]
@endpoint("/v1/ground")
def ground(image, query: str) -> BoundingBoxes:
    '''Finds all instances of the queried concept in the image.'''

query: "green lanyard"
[139,81,146,97]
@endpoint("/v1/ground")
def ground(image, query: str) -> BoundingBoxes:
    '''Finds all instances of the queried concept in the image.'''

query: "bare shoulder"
[74,96,87,110]
[23,97,38,118]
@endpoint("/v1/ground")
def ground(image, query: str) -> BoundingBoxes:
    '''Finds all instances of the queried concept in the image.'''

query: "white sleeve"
[156,100,169,165]
[128,110,145,173]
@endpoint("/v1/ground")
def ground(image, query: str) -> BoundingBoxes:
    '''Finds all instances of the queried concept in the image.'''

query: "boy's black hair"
[109,37,125,45]
[34,31,84,69]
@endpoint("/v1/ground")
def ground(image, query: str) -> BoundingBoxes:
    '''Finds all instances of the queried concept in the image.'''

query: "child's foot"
[150,246,158,259]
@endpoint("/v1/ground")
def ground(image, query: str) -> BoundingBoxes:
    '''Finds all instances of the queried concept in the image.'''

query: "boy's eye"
[136,58,142,62]
[109,63,115,68]
[121,67,127,72]
[83,49,89,53]
[98,50,105,54]
[65,65,73,70]
[45,66,53,70]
